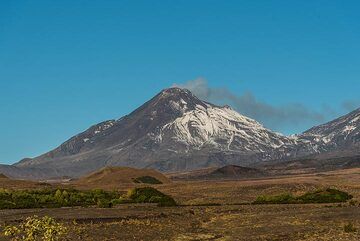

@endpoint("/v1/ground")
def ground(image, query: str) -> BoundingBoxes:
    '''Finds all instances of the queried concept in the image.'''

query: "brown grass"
[0,177,50,190]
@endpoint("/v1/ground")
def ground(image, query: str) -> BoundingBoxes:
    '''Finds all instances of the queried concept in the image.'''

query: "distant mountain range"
[1,87,359,179]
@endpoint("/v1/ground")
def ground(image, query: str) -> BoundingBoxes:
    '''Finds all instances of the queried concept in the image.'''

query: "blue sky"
[0,0,359,164]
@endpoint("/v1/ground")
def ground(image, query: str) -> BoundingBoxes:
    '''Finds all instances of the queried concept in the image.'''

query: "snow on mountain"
[155,101,293,153]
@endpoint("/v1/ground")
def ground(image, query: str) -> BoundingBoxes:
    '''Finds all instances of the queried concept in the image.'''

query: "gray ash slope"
[2,88,360,179]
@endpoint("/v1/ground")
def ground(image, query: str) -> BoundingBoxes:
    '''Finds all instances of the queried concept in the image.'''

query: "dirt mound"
[74,167,171,188]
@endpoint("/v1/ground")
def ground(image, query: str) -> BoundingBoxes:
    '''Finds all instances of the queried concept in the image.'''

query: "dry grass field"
[0,174,51,190]
[0,168,359,240]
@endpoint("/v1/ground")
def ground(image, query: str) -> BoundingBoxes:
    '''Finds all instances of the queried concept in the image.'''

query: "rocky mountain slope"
[0,88,359,179]
[298,108,360,152]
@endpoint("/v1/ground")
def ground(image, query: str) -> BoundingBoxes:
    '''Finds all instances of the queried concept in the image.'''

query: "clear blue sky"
[0,0,359,164]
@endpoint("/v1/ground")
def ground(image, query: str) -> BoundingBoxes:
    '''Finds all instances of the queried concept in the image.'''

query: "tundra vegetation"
[0,187,176,209]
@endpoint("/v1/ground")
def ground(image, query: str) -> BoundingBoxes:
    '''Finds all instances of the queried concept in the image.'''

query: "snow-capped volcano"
[13,88,301,176]
[2,87,359,179]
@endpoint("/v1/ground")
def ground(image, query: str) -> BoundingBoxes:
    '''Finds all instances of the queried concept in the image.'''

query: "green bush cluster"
[0,187,177,209]
[126,187,177,207]
[297,188,353,203]
[133,176,163,184]
[0,188,119,209]
[253,188,353,204]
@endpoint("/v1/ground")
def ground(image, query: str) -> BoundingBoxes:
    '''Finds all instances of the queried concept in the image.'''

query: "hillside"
[72,167,171,189]
[299,108,360,152]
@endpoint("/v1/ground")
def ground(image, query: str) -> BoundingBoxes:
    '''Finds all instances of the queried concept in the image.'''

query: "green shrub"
[111,196,134,206]
[0,188,120,210]
[11,192,38,208]
[0,200,16,209]
[97,199,113,208]
[126,187,177,206]
[0,187,176,209]
[133,176,163,184]
[156,196,177,207]
[297,189,353,203]
[253,188,353,205]
[126,187,164,201]
[110,199,124,205]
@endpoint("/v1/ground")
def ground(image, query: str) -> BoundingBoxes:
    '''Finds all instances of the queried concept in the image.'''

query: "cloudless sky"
[0,0,359,164]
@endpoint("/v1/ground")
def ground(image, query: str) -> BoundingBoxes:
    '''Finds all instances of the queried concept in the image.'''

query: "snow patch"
[343,125,356,133]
